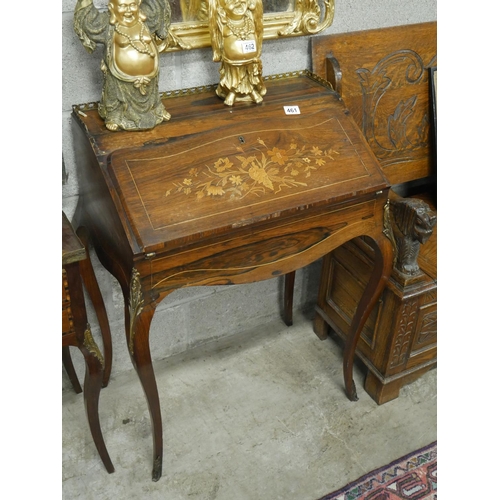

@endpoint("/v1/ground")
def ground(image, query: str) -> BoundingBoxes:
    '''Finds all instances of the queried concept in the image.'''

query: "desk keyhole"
[239,136,245,144]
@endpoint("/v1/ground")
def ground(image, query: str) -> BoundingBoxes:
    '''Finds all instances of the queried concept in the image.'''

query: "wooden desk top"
[73,72,389,255]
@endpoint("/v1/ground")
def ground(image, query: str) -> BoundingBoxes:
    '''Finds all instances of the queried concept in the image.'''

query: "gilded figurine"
[208,0,266,106]
[74,0,172,131]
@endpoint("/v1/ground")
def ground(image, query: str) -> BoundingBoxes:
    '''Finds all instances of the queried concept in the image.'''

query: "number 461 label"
[284,105,301,115]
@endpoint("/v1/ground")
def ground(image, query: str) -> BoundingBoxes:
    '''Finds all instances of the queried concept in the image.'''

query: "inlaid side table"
[62,211,114,474]
[72,71,393,480]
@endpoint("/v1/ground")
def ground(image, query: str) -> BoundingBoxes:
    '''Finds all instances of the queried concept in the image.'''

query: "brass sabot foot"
[152,455,162,482]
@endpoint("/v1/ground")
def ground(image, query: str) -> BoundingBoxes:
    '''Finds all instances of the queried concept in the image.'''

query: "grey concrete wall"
[62,0,437,384]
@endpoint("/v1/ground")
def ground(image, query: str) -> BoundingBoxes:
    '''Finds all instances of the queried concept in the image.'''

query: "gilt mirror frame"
[165,0,335,51]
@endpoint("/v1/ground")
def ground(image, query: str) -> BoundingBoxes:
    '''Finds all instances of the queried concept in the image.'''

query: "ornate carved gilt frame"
[166,0,335,51]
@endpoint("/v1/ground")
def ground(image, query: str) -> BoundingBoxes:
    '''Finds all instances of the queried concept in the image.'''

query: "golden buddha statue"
[208,0,266,106]
[74,0,171,131]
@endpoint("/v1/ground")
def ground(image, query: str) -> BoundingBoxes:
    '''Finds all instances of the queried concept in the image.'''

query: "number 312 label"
[284,106,301,115]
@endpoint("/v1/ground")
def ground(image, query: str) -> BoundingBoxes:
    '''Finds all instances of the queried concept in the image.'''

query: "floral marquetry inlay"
[164,139,339,201]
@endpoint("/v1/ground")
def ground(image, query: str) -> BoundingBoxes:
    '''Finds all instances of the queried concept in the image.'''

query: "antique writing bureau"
[72,71,393,480]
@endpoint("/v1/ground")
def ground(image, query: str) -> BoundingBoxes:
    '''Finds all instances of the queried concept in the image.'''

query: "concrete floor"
[62,312,437,500]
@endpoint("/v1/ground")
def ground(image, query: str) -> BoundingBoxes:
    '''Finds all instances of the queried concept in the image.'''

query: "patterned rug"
[318,441,437,500]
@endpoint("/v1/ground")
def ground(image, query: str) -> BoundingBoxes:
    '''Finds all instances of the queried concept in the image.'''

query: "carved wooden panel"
[416,304,437,344]
[311,22,437,185]
[389,298,418,369]
[354,50,433,170]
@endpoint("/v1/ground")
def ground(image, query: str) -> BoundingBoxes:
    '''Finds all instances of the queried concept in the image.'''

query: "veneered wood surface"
[74,73,389,256]
[108,99,387,252]
[74,76,341,155]
[62,212,86,265]
[62,270,73,336]
[312,22,437,185]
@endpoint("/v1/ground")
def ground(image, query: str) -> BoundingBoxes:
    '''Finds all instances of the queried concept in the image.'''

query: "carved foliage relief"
[356,50,436,167]
[417,309,437,344]
[416,297,437,345]
[390,298,418,368]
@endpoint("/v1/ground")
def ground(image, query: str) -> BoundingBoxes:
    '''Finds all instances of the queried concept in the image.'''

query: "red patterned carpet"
[318,442,437,500]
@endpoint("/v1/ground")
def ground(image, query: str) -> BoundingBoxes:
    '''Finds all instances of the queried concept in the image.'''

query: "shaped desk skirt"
[72,71,393,481]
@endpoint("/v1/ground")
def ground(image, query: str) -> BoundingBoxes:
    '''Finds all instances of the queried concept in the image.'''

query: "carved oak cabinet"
[311,23,437,404]
[72,72,393,480]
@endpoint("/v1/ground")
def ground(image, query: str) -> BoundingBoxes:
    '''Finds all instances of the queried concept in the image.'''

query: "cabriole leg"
[125,269,162,481]
[283,271,296,326]
[343,234,393,401]
[80,327,115,473]
[63,346,82,394]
